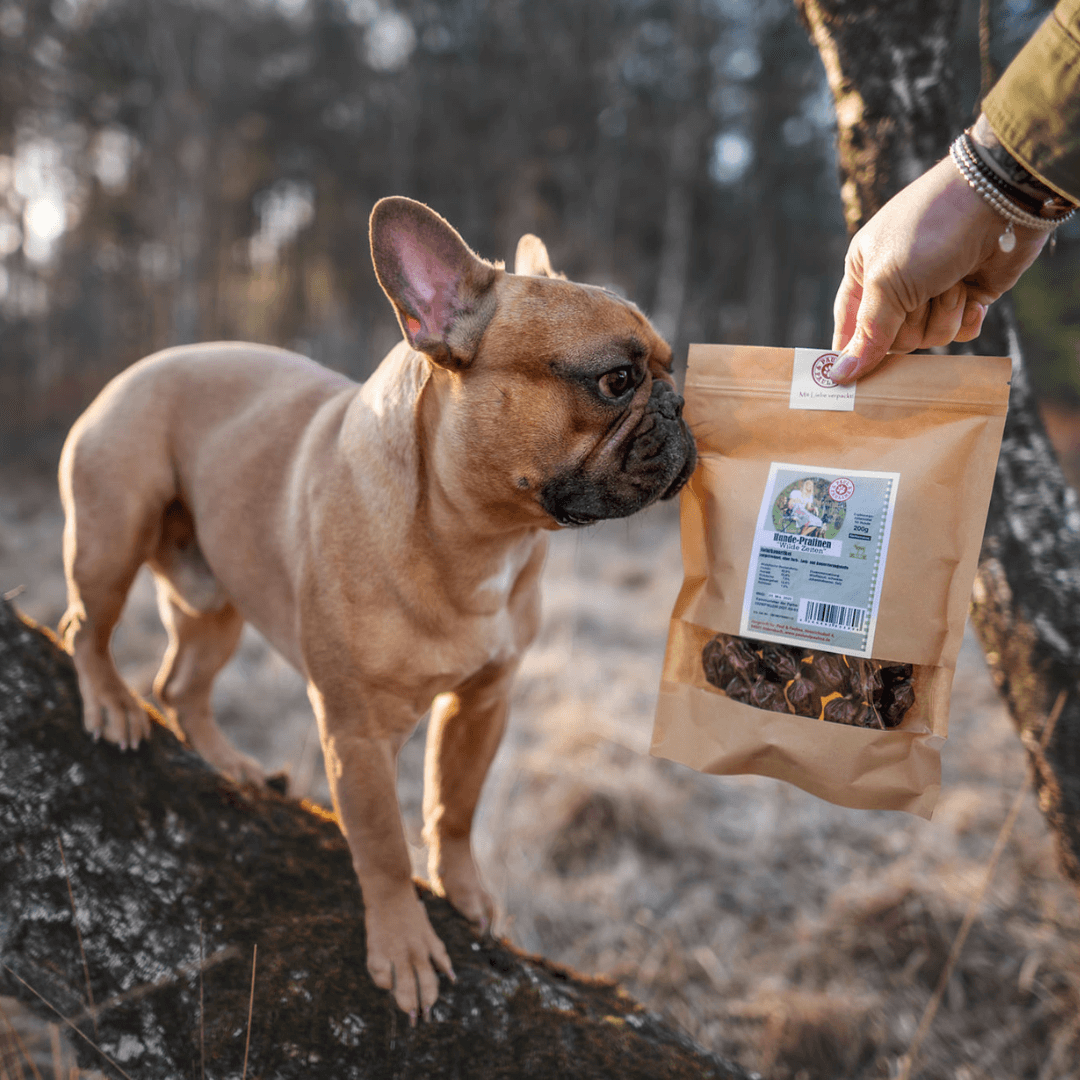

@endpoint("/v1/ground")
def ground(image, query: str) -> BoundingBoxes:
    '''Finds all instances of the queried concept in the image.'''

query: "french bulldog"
[58,196,696,1019]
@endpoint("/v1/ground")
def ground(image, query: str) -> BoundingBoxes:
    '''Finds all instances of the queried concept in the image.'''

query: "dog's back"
[59,343,356,668]
[65,343,352,480]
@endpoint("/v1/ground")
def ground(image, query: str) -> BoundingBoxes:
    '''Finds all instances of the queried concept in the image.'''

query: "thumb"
[830,280,907,383]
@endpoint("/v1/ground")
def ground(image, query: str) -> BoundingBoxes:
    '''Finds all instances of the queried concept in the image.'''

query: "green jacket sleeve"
[982,0,1080,203]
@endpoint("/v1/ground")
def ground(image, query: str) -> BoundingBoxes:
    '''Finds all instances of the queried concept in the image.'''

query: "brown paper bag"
[651,345,1011,817]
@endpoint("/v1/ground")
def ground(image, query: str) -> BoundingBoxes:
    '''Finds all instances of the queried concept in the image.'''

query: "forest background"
[1,0,1079,462]
[3,1,1080,1077]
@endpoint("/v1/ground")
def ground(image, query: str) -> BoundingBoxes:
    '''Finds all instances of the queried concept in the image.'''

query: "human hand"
[830,154,1050,382]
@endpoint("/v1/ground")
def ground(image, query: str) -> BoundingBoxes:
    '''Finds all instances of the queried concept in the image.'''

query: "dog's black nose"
[650,380,685,422]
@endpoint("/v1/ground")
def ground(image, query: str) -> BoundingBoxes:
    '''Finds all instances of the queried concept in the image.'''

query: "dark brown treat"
[703,636,918,727]
[722,635,760,680]
[702,633,760,688]
[823,695,871,727]
[759,642,801,683]
[813,652,849,694]
[881,678,916,728]
[748,675,791,713]
[725,675,752,704]
[846,657,883,703]
[879,661,914,687]
[701,636,735,689]
[862,703,886,730]
[874,659,916,727]
[786,674,822,718]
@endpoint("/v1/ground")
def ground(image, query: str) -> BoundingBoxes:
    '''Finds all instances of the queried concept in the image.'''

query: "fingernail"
[409,1010,417,1028]
[945,286,963,310]
[963,303,985,326]
[448,968,457,983]
[423,1006,431,1023]
[830,354,857,383]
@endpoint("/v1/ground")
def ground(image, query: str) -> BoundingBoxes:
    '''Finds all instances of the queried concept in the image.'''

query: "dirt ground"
[2,455,1079,1080]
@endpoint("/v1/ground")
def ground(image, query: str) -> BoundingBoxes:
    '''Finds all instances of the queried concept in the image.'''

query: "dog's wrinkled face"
[540,374,697,527]
[488,279,696,528]
[369,197,696,528]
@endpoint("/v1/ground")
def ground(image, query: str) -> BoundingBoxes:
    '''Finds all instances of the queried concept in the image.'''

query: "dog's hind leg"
[152,584,265,786]
[59,439,161,751]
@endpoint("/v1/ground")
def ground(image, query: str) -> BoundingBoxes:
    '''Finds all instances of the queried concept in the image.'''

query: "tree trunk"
[0,601,753,1080]
[652,111,705,346]
[795,0,1080,889]
[651,3,710,349]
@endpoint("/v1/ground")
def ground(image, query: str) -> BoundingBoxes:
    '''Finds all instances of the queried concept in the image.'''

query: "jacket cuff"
[982,0,1080,204]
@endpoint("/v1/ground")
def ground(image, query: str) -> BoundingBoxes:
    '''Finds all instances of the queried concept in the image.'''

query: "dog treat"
[845,658,883,704]
[785,671,822,718]
[823,695,879,729]
[812,652,849,696]
[699,632,915,729]
[759,641,801,683]
[748,674,790,713]
[725,675,752,704]
[702,636,736,688]
[881,673,916,728]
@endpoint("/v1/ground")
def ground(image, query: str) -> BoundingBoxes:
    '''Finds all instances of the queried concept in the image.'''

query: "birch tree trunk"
[795,0,1080,888]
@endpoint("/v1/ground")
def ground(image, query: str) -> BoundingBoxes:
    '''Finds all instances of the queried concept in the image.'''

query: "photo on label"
[771,476,846,539]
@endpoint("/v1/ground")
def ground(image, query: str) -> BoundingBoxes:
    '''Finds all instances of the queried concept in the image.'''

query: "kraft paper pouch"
[651,345,1011,818]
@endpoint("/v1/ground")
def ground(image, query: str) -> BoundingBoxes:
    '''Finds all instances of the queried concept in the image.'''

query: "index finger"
[831,269,862,353]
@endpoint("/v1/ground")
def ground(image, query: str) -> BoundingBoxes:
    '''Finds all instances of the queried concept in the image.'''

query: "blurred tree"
[0,0,851,452]
[3,0,1069,459]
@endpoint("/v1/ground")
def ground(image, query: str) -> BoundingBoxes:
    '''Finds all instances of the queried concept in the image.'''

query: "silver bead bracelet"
[949,132,1075,252]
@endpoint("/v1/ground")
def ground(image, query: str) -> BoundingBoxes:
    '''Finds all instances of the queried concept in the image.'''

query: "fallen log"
[0,599,754,1080]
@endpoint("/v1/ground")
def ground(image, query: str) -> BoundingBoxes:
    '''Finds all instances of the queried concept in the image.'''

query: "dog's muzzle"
[540,381,697,527]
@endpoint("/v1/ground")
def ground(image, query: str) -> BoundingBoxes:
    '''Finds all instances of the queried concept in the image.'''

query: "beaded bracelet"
[949,131,1076,251]
[969,117,1079,217]
[960,138,1047,217]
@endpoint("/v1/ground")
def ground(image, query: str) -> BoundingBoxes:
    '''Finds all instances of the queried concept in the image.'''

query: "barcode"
[797,598,866,631]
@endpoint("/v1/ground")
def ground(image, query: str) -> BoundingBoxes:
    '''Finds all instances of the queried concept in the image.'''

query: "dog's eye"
[598,366,635,399]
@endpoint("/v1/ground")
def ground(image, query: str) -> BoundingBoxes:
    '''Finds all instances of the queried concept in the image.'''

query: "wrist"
[970,114,1078,220]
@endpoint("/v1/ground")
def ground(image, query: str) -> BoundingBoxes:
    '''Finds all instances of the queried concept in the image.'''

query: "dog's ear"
[370,197,499,369]
[513,234,566,279]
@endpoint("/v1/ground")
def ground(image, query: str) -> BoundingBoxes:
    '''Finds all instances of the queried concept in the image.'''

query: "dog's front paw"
[364,885,455,1022]
[430,837,496,934]
[75,665,152,751]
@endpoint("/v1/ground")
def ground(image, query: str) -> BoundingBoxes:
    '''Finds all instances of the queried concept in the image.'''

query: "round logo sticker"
[811,352,838,388]
[828,477,855,502]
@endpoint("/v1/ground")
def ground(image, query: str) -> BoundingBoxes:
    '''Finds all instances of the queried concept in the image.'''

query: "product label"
[789,348,856,411]
[739,462,899,657]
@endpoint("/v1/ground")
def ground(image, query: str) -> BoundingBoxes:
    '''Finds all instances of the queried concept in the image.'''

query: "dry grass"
[2,462,1079,1078]
[0,994,105,1080]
